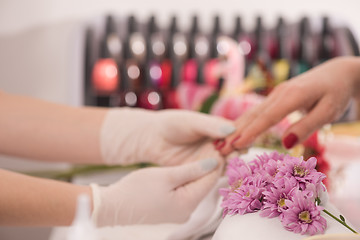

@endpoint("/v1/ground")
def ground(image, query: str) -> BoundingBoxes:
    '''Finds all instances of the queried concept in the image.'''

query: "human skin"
[0,91,230,226]
[219,56,360,155]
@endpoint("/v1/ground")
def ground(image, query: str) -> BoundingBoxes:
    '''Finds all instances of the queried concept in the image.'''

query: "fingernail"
[213,139,220,145]
[283,133,298,149]
[219,125,236,136]
[230,135,241,147]
[200,158,218,171]
[215,140,226,150]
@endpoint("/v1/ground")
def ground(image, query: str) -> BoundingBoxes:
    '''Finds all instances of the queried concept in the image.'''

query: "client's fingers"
[282,96,337,149]
[220,82,314,155]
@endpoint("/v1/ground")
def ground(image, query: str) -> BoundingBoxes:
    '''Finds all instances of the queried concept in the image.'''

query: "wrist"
[100,107,157,165]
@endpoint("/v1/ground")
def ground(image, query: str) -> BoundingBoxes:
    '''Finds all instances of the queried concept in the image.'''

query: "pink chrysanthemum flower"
[277,156,326,186]
[220,157,252,201]
[226,157,252,187]
[281,192,327,235]
[261,177,297,218]
[257,151,285,163]
[249,151,285,174]
[221,174,266,216]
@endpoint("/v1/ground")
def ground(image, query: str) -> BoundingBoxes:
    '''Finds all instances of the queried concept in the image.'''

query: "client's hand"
[220,56,360,155]
[90,157,222,226]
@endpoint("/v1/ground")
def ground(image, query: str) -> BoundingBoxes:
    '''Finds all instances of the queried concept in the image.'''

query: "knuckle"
[326,108,338,122]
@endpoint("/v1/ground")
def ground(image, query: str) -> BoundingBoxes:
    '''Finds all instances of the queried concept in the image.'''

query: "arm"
[0,168,91,226]
[220,56,360,154]
[0,155,221,226]
[0,91,106,164]
[0,91,235,166]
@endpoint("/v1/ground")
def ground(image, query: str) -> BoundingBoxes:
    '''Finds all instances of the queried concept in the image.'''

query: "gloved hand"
[90,157,222,226]
[100,108,235,165]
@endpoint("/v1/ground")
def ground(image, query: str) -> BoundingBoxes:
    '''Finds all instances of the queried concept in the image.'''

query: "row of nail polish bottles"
[84,14,359,108]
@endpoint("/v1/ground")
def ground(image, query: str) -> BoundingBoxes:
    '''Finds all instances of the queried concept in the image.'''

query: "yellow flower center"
[231,179,243,191]
[299,211,312,223]
[293,165,307,177]
[273,169,279,177]
[278,198,286,208]
[245,191,250,197]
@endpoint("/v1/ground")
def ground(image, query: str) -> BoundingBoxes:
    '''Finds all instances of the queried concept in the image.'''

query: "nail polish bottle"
[271,17,291,85]
[139,16,163,110]
[182,15,215,110]
[124,15,145,94]
[293,17,312,76]
[232,16,243,41]
[170,16,188,77]
[201,15,227,88]
[139,60,163,109]
[116,61,139,107]
[148,16,166,88]
[163,62,181,109]
[91,15,120,107]
[84,27,95,106]
[246,16,274,94]
[163,16,183,109]
[184,15,211,85]
[233,16,253,62]
[317,16,336,64]
[183,15,200,84]
[104,15,122,61]
[159,16,178,92]
[210,15,221,59]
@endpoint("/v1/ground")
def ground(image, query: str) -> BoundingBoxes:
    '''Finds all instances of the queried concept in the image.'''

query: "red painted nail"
[215,140,226,150]
[213,139,220,145]
[230,135,241,147]
[283,133,298,149]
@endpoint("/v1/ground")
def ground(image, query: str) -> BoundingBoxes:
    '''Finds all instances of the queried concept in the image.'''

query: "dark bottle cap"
[254,16,263,55]
[188,15,199,59]
[167,15,181,89]
[298,16,310,61]
[124,15,137,59]
[169,15,178,35]
[100,15,117,58]
[127,15,137,34]
[210,15,221,58]
[232,16,243,40]
[105,15,117,36]
[165,15,178,59]
[148,15,157,34]
[146,15,157,61]
[318,16,333,60]
[276,17,286,59]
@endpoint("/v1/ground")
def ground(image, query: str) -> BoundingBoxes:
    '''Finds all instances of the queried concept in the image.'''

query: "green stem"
[322,209,358,234]
[23,163,153,181]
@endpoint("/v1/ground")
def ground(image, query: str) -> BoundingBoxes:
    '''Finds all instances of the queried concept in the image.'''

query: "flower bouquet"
[213,151,358,239]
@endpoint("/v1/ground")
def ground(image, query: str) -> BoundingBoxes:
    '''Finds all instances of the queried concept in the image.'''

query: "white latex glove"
[90,157,222,227]
[100,108,235,165]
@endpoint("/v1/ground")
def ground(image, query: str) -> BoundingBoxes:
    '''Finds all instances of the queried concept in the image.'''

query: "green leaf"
[340,215,346,222]
[199,93,219,114]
